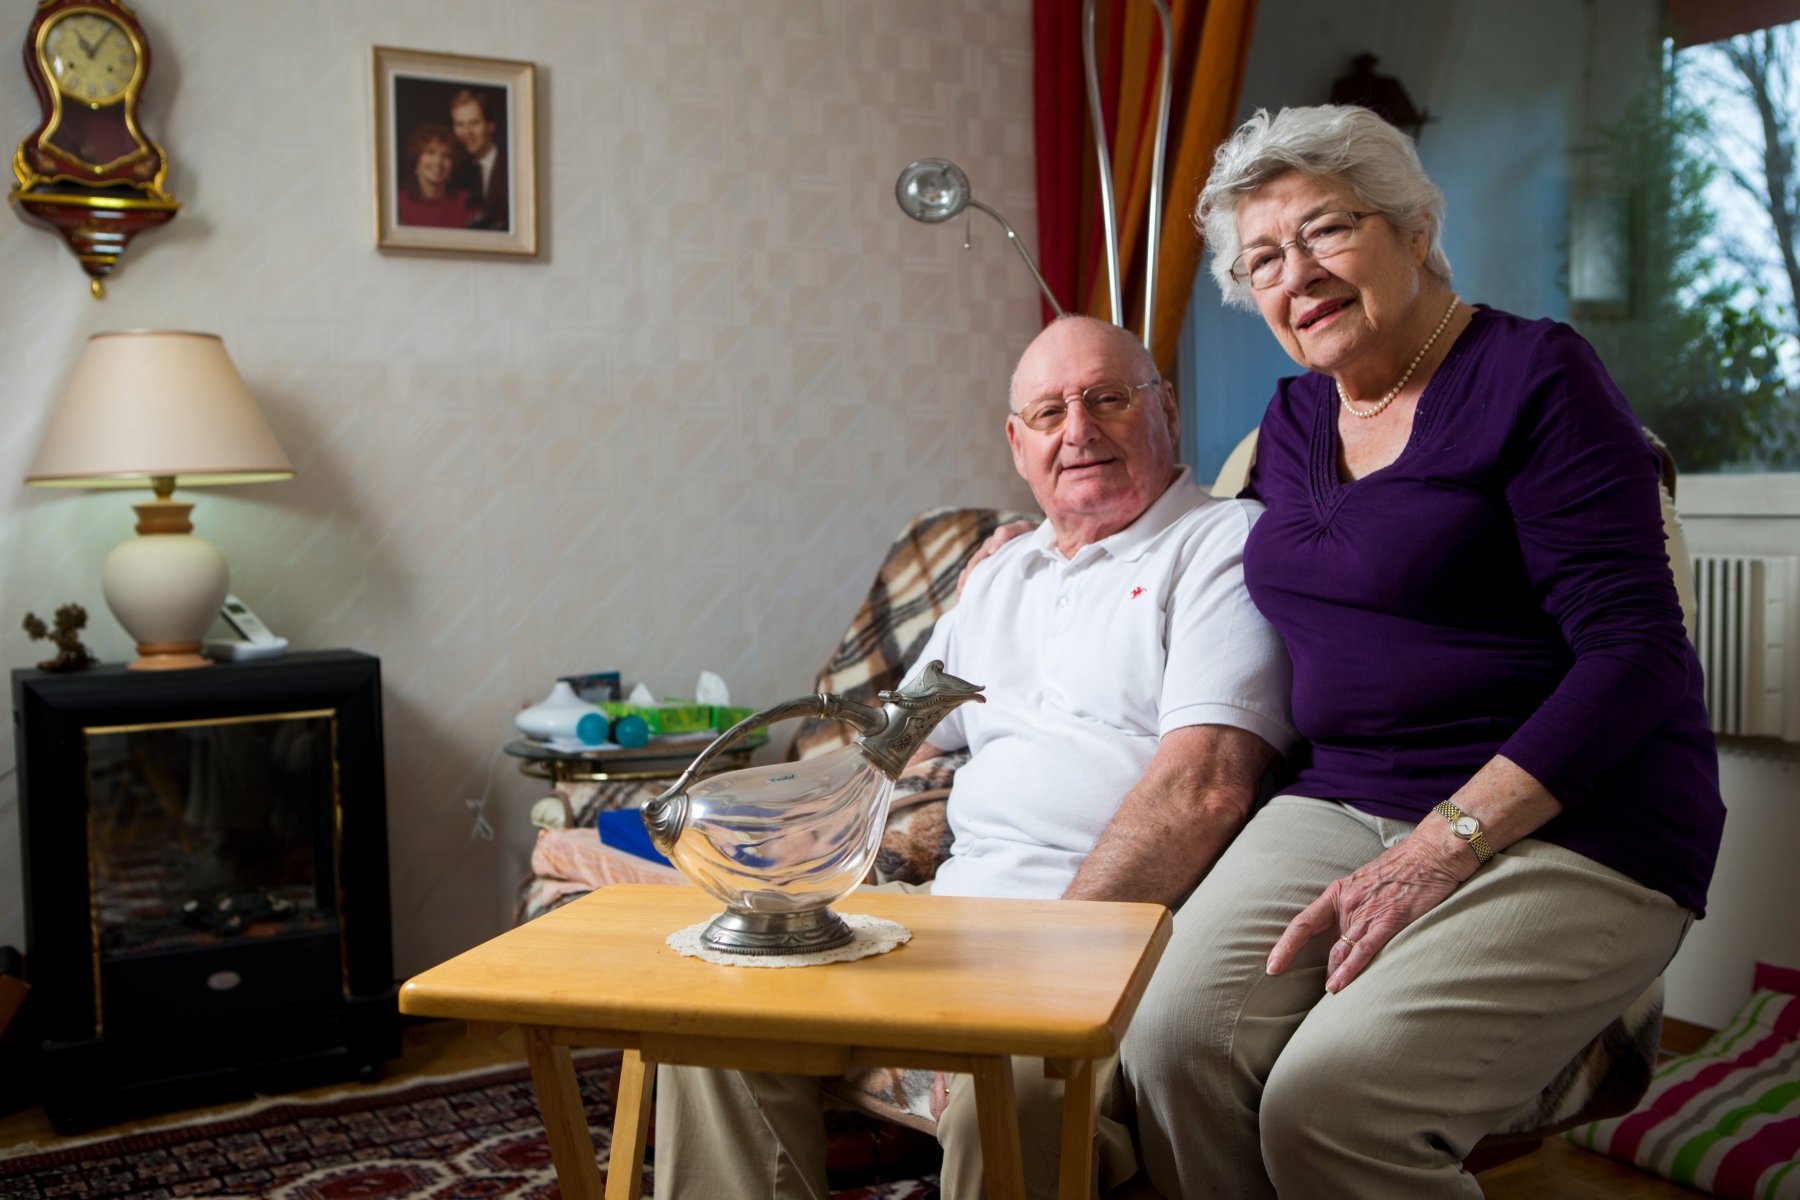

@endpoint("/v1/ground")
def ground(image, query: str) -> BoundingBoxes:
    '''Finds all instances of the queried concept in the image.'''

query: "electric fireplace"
[11,651,397,1132]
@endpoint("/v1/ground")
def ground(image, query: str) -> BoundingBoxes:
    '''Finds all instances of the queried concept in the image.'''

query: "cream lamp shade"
[25,331,293,672]
[26,331,293,488]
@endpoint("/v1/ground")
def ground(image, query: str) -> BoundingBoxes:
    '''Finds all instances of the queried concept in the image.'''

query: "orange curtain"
[1042,0,1258,376]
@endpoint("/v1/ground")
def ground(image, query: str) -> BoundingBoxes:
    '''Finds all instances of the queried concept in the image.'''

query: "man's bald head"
[1004,313,1181,554]
[1009,315,1159,410]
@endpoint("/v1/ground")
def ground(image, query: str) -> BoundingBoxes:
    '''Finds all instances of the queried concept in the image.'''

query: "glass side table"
[503,734,761,785]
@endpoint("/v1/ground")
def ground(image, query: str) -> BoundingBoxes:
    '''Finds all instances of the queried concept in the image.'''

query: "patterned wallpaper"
[0,0,1040,973]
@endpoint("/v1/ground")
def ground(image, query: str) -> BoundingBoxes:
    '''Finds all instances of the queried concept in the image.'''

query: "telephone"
[203,595,290,661]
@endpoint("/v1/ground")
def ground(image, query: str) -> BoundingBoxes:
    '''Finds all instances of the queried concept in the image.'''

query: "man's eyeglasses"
[1011,380,1161,433]
[1229,209,1378,290]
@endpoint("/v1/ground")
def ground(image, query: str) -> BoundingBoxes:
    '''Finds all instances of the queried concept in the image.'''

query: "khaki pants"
[1119,794,1693,1199]
[654,882,1139,1200]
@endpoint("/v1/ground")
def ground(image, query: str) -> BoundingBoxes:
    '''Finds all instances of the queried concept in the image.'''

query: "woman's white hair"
[1197,105,1452,309]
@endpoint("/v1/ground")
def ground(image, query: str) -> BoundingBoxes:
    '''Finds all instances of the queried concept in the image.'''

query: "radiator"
[1691,554,1800,741]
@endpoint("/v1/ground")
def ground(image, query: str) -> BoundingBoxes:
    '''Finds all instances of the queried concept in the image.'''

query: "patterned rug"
[0,1053,938,1199]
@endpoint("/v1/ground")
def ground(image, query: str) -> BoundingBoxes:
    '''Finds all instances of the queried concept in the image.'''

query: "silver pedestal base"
[700,907,854,956]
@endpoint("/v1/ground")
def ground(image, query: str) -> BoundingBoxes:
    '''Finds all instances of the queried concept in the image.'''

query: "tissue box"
[600,700,713,735]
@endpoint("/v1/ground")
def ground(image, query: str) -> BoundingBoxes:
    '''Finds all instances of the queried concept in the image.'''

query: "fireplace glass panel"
[85,713,339,959]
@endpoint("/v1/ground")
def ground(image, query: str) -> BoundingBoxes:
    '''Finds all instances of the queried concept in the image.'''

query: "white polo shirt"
[905,467,1296,900]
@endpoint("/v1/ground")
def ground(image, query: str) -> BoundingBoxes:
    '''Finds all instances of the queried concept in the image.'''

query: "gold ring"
[1338,935,1357,948]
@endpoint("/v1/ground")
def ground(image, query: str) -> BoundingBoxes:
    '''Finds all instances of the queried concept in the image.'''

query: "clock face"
[43,12,140,104]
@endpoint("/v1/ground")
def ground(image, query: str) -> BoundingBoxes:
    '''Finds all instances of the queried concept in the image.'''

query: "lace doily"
[667,913,911,967]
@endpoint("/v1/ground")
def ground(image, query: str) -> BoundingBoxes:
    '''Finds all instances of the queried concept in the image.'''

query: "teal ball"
[613,714,650,749]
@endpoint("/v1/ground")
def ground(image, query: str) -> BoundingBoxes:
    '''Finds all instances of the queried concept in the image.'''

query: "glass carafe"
[640,661,983,954]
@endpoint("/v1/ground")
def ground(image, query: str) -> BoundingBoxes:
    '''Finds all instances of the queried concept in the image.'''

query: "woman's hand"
[1266,756,1561,992]
[1265,820,1477,993]
[956,520,1040,596]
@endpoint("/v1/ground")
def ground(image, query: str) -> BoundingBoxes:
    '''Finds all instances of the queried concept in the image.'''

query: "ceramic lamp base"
[700,907,855,956]
[128,641,211,671]
[101,500,228,673]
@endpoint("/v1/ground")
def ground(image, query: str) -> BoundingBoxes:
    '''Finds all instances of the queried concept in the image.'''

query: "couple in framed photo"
[397,84,508,232]
[374,47,537,257]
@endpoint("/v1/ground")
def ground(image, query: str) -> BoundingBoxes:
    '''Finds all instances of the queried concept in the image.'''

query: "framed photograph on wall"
[372,47,537,256]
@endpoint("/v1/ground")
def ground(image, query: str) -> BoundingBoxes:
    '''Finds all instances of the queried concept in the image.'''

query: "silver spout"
[854,661,985,778]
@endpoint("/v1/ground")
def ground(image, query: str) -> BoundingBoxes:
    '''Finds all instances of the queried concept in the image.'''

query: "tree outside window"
[1573,29,1800,473]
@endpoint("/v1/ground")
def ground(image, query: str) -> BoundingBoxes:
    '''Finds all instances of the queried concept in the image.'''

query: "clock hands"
[75,31,98,59]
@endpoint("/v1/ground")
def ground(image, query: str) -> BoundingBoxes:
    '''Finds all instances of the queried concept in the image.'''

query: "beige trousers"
[1118,794,1693,1199]
[654,882,1138,1200]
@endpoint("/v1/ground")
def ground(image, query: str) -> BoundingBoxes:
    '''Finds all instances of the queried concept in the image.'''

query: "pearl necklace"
[1336,295,1461,420]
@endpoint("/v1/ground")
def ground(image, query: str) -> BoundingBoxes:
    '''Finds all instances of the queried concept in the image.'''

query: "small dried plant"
[22,603,96,672]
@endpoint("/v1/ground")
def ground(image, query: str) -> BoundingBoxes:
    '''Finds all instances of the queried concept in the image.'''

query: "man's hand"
[1063,724,1276,906]
[957,520,1040,597]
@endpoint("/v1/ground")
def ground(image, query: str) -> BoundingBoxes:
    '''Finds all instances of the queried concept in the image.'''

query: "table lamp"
[24,331,294,671]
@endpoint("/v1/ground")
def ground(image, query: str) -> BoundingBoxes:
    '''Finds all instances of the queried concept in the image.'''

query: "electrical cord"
[406,740,512,926]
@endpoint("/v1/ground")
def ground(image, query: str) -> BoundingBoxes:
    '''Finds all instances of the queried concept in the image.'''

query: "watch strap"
[1433,800,1494,864]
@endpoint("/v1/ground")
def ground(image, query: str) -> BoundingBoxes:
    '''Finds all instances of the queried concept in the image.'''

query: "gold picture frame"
[372,46,537,256]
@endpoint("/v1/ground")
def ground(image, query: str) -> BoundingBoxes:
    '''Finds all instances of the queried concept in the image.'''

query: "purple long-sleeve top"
[1241,307,1723,914]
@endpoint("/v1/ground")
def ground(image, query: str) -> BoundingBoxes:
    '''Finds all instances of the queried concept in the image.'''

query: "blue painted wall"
[1178,0,1659,482]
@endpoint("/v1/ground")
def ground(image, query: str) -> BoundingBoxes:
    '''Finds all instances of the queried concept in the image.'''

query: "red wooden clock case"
[8,0,179,295]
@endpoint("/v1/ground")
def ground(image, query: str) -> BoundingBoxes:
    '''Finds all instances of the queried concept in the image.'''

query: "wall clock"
[8,0,179,297]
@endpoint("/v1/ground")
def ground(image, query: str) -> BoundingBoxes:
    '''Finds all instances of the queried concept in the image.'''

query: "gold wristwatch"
[1433,800,1494,864]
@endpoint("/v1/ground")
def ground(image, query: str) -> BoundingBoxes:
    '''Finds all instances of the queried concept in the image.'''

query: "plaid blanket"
[791,507,1031,760]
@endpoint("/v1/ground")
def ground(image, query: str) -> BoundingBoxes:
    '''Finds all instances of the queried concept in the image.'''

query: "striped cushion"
[1568,962,1800,1198]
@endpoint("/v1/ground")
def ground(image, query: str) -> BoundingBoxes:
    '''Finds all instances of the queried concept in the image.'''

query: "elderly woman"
[1112,105,1725,1198]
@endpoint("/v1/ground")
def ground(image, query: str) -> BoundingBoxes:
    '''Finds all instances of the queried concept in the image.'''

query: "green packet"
[711,705,759,731]
[600,700,710,735]
[710,705,768,746]
[599,701,768,746]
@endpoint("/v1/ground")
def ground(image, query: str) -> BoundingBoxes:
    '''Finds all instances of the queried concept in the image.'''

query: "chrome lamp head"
[893,158,1064,317]
[640,662,984,956]
[894,158,971,224]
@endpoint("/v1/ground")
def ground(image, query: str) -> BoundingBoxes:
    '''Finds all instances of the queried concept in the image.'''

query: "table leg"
[606,1049,656,1200]
[971,1055,1027,1200]
[1055,1058,1096,1200]
[523,1026,606,1200]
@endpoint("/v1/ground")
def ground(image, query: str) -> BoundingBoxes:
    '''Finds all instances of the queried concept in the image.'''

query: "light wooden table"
[400,884,1171,1200]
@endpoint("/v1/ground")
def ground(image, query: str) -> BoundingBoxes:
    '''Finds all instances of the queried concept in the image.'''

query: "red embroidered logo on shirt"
[1131,587,1144,598]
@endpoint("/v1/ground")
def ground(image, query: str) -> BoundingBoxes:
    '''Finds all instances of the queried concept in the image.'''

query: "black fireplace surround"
[11,650,398,1132]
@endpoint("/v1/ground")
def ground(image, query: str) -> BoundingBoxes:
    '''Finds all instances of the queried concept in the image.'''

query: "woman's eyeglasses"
[1230,210,1378,289]
[1011,380,1160,433]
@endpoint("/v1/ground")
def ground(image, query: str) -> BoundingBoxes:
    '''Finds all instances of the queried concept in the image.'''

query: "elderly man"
[656,314,1296,1200]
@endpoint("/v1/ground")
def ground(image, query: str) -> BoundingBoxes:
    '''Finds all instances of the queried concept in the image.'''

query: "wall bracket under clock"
[8,0,179,298]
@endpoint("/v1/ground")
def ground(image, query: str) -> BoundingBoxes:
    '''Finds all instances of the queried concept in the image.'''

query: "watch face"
[1452,815,1480,838]
[44,12,139,104]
